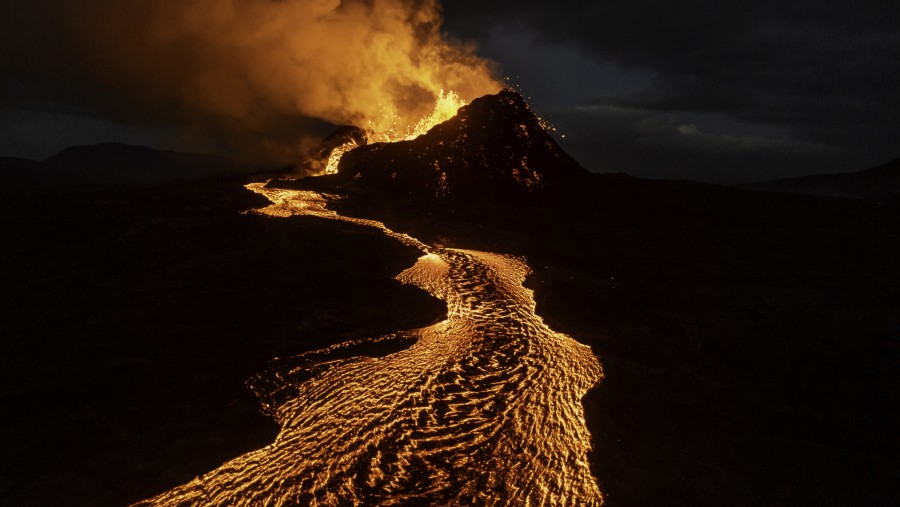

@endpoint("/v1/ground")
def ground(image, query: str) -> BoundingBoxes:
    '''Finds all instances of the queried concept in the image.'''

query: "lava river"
[136,183,604,506]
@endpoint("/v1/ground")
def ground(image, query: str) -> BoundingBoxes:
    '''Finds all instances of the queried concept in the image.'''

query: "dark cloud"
[551,104,846,184]
[444,0,900,181]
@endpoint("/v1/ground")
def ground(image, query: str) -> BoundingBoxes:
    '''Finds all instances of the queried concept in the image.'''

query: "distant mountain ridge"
[747,158,900,198]
[1,142,271,193]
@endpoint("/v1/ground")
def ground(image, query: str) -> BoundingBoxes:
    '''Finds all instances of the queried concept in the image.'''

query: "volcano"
[295,90,587,198]
[4,90,900,507]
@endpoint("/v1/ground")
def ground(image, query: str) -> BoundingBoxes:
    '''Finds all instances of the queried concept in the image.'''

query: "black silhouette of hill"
[331,89,587,198]
[747,157,900,198]
[0,143,273,193]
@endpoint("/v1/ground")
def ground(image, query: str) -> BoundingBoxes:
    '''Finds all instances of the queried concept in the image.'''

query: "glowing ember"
[403,89,467,141]
[325,90,467,174]
[370,89,467,144]
[324,139,359,175]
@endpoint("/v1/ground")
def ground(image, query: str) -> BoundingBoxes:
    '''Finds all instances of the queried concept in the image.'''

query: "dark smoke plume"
[1,0,500,162]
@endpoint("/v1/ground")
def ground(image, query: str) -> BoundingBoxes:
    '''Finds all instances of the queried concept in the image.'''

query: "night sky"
[2,0,898,183]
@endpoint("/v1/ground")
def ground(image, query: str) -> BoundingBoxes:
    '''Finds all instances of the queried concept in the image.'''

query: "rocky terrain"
[3,90,898,506]
[0,178,444,506]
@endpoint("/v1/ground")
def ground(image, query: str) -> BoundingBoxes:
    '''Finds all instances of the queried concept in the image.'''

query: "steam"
[2,0,500,162]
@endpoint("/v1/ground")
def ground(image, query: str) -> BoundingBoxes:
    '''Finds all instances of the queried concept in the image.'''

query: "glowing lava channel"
[135,184,604,506]
[325,90,466,175]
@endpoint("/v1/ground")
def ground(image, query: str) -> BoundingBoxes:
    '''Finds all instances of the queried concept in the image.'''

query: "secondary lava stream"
[136,184,604,506]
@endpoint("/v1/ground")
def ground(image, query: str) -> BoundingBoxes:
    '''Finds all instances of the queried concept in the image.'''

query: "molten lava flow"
[364,89,469,144]
[324,139,359,175]
[390,89,467,143]
[325,90,468,174]
[135,184,604,506]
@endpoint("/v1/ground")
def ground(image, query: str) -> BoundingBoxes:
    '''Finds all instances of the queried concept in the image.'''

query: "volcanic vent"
[298,90,588,198]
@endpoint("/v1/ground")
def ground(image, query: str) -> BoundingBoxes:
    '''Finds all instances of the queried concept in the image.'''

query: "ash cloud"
[1,0,500,163]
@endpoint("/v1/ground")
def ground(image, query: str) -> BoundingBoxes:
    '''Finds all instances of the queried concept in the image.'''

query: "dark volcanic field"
[333,175,900,507]
[2,172,899,506]
[0,178,444,506]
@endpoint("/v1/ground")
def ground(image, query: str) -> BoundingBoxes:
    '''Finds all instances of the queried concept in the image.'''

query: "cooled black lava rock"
[336,89,587,198]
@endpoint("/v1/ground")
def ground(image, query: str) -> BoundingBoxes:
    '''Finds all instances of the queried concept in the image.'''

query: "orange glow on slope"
[324,139,359,175]
[375,89,467,143]
[325,89,467,174]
